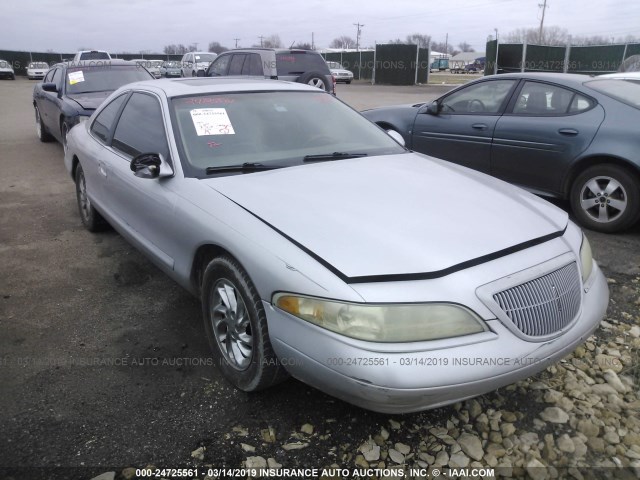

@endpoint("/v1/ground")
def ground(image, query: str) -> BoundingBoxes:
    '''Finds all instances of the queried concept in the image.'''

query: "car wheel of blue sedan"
[571,165,640,233]
[201,256,288,391]
[75,164,105,232]
[35,106,53,142]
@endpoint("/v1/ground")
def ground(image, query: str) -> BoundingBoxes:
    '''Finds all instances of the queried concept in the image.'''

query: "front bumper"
[266,262,608,413]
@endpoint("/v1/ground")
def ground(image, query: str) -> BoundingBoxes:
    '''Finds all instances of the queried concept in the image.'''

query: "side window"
[569,94,594,113]
[90,93,128,144]
[228,54,246,75]
[441,80,516,114]
[112,93,169,160]
[50,68,61,87]
[243,54,263,76]
[43,69,54,83]
[208,55,231,76]
[512,81,586,115]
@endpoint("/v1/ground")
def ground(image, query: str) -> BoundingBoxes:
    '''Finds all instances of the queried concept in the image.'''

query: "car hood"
[204,154,568,282]
[67,91,113,110]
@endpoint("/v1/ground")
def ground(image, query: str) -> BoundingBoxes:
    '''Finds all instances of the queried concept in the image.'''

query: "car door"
[40,67,63,133]
[85,92,130,208]
[228,54,246,75]
[105,91,178,271]
[411,79,518,173]
[491,80,605,195]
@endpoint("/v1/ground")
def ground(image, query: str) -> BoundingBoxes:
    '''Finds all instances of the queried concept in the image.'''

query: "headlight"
[274,294,487,342]
[580,233,594,283]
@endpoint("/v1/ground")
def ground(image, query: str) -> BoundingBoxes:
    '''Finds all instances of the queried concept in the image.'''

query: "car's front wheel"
[35,106,53,142]
[75,164,105,232]
[570,164,640,233]
[61,121,70,153]
[201,256,288,392]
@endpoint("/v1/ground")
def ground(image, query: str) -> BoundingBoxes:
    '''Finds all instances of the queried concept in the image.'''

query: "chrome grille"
[493,262,581,337]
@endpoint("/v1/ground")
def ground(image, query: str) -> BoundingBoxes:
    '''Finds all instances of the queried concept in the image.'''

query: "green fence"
[0,49,182,76]
[323,45,430,85]
[485,40,640,75]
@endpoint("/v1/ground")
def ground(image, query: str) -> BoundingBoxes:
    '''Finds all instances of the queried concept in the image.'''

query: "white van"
[180,51,217,77]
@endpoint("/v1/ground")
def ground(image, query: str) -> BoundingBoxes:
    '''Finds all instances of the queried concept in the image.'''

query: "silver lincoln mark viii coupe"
[64,78,609,413]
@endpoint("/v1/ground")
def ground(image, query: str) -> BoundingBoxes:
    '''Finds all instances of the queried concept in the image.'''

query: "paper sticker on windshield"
[190,108,235,136]
[68,71,85,85]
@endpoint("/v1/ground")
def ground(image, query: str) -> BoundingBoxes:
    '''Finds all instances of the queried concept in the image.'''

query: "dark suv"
[206,48,335,94]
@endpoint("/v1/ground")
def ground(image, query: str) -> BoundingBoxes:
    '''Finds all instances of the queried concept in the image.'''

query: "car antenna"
[290,41,296,48]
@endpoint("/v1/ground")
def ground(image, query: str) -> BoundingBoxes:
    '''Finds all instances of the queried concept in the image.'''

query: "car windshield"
[194,54,217,62]
[30,62,49,69]
[171,91,406,177]
[0,60,11,69]
[585,78,640,109]
[164,61,179,68]
[65,65,152,94]
[327,62,342,69]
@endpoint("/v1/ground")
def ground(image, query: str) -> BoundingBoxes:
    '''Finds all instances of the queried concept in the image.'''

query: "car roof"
[51,59,140,69]
[219,48,320,54]
[119,77,322,97]
[490,72,593,86]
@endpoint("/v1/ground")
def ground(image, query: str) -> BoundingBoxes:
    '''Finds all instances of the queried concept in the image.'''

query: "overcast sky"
[1,0,638,54]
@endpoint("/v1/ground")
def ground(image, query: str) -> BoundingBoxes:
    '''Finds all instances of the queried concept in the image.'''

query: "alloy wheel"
[579,176,628,223]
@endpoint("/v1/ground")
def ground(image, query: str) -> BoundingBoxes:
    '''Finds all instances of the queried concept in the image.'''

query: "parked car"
[0,59,15,80]
[598,71,640,80]
[27,62,50,80]
[206,48,335,94]
[72,50,111,62]
[131,59,163,78]
[430,57,449,72]
[465,57,485,73]
[362,72,640,233]
[160,60,181,78]
[63,77,607,413]
[326,61,354,84]
[33,59,153,150]
[180,52,217,77]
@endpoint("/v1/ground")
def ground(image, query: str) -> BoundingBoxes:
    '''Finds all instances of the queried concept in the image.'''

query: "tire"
[297,71,330,92]
[61,121,70,154]
[10,74,15,80]
[346,80,351,84]
[570,164,640,233]
[196,70,204,77]
[201,256,288,392]
[35,106,53,142]
[192,70,196,77]
[75,164,105,232]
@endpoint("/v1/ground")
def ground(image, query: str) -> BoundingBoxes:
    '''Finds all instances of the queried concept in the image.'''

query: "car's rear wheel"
[201,256,288,392]
[570,164,640,233]
[75,164,105,232]
[35,106,53,142]
[297,71,329,92]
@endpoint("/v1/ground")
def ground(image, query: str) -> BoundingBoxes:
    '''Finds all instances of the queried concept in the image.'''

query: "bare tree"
[457,42,475,52]
[293,42,312,50]
[330,36,356,49]
[503,26,568,45]
[430,41,454,54]
[406,33,431,47]
[261,35,282,48]
[208,42,228,54]
[163,44,192,55]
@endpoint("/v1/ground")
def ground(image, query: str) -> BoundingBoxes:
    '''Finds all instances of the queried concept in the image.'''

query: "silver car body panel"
[64,78,608,413]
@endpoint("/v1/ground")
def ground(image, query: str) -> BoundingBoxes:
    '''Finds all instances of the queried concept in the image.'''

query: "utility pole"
[354,23,364,51]
[538,0,548,44]
[194,42,198,51]
[445,33,448,55]
[258,35,264,47]
[312,32,315,50]
[234,38,240,48]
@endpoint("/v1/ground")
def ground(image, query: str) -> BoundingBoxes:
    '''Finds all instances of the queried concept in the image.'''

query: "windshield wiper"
[303,152,368,162]
[205,162,283,174]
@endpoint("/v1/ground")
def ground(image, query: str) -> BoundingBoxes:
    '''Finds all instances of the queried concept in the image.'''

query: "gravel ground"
[0,77,639,480]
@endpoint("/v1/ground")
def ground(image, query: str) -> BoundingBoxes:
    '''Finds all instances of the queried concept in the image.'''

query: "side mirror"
[426,100,440,115]
[386,129,406,147]
[42,82,58,93]
[130,153,174,179]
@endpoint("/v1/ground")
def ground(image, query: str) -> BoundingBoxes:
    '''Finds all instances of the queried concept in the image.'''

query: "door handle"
[558,128,579,136]
[472,123,488,130]
[98,162,107,177]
